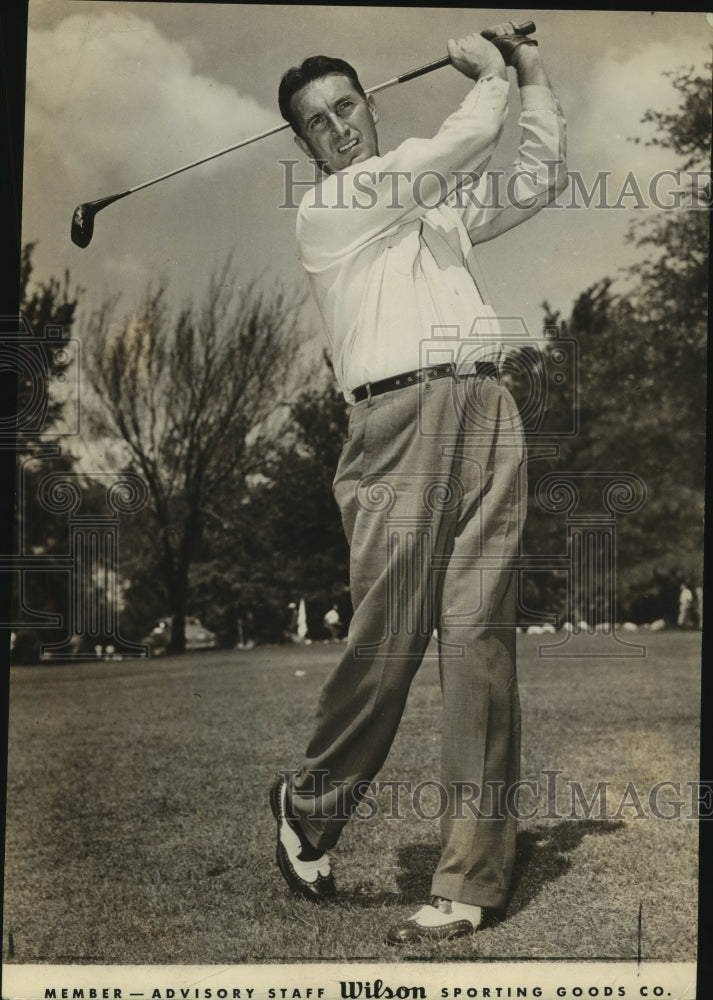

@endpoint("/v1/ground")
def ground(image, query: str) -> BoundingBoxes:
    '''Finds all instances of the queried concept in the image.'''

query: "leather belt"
[351,361,499,403]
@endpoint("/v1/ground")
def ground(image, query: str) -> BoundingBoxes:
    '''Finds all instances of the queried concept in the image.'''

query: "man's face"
[291,73,379,175]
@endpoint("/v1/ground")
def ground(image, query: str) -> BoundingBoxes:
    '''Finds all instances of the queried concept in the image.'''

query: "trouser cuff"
[295,813,342,853]
[285,780,344,853]
[430,873,509,910]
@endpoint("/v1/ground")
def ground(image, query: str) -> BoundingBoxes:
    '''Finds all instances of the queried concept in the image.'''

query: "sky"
[21,4,712,397]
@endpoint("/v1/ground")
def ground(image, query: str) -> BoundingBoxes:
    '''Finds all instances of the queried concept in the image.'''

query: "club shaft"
[352,20,536,95]
[123,20,535,198]
[367,56,452,95]
[126,121,291,196]
[123,63,430,197]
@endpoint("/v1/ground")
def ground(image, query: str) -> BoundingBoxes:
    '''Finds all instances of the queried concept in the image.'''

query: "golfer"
[271,22,566,943]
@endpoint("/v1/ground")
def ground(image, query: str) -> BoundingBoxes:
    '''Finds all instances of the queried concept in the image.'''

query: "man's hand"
[447,31,507,82]
[480,22,539,67]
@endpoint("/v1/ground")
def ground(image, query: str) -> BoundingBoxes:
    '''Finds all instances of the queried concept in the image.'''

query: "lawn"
[2,630,701,965]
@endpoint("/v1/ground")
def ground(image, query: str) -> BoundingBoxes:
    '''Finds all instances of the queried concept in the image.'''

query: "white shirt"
[296,76,566,400]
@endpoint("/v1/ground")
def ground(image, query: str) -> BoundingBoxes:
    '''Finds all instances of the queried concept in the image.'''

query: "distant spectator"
[285,602,299,642]
[695,585,703,629]
[678,583,695,628]
[236,613,255,649]
[323,604,342,641]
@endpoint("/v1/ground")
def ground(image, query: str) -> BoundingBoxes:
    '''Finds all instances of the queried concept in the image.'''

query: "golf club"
[70,21,535,248]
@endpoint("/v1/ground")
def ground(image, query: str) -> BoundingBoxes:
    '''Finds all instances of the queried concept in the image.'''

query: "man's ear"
[294,133,310,158]
[367,95,378,125]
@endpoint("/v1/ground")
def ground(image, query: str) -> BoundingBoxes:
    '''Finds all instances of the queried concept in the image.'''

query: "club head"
[70,191,128,249]
[71,202,95,248]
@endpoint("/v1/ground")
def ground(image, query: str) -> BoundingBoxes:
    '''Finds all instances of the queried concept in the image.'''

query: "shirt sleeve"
[450,84,567,244]
[297,75,511,268]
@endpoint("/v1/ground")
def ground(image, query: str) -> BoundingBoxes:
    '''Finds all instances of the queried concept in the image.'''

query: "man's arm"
[456,41,567,244]
[297,32,512,264]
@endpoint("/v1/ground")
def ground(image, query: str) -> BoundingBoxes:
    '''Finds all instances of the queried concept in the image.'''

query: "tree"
[621,64,710,491]
[86,264,303,652]
[188,356,352,646]
[10,245,86,661]
[519,64,710,625]
[256,364,352,634]
[263,365,350,586]
[15,242,83,437]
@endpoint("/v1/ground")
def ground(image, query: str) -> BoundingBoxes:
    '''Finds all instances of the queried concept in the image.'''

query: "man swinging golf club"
[271,21,566,943]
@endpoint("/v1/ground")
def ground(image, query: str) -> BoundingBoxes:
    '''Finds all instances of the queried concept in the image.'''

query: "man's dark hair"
[278,55,366,136]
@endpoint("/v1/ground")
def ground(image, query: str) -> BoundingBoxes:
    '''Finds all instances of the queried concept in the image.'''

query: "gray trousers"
[289,373,526,909]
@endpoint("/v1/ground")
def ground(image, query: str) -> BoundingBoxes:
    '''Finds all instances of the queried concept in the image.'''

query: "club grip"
[481,20,537,40]
[395,20,537,85]
[511,20,536,36]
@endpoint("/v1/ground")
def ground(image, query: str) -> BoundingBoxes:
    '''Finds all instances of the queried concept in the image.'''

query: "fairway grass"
[3,631,701,965]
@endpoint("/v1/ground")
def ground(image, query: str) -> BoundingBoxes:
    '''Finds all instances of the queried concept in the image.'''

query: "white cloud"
[22,9,290,325]
[25,11,278,194]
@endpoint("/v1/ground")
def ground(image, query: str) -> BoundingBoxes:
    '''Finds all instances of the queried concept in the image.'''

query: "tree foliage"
[521,64,709,625]
[15,64,709,654]
[186,360,352,646]
[11,245,90,661]
[16,242,83,437]
[634,64,712,171]
[86,264,302,651]
[256,366,352,632]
